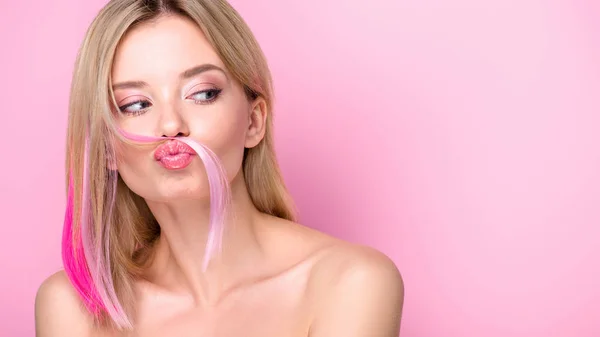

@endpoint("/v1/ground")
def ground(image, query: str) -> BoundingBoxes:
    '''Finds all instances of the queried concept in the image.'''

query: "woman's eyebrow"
[112,80,147,91]
[180,63,228,80]
[112,64,228,91]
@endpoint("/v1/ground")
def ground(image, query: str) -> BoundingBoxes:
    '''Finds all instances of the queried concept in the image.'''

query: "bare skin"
[35,15,404,337]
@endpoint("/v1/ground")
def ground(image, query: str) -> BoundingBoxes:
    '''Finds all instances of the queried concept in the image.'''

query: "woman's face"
[111,15,264,201]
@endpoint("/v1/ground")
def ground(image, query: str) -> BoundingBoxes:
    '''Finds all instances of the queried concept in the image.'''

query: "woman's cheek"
[198,116,248,180]
[115,142,150,177]
[193,110,248,154]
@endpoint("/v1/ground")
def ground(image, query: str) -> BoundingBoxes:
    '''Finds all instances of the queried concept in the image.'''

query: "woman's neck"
[141,171,265,306]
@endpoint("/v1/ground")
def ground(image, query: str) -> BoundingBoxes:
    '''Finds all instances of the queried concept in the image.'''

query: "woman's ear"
[245,97,268,148]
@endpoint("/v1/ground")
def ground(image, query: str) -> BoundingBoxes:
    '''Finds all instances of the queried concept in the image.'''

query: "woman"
[35,0,404,336]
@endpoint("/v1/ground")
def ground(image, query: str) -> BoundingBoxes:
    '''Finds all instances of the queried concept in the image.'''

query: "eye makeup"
[115,87,223,116]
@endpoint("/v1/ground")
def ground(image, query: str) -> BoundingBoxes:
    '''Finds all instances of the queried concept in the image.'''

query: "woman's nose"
[158,103,190,138]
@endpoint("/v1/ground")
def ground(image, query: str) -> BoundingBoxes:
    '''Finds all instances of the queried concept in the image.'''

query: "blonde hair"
[63,0,296,330]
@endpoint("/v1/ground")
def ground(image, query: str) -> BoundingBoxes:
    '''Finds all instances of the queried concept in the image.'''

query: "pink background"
[1,0,599,336]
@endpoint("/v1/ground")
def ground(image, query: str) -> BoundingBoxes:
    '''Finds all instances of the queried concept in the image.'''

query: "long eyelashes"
[118,100,151,116]
[189,88,222,103]
[118,88,223,116]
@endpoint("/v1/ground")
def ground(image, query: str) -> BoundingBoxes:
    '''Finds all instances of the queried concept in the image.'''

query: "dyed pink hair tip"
[61,127,230,329]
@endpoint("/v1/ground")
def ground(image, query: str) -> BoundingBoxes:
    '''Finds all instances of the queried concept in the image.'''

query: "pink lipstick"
[154,140,196,170]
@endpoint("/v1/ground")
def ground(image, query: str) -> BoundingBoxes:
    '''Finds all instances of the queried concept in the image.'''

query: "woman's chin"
[157,187,209,201]
[130,184,210,203]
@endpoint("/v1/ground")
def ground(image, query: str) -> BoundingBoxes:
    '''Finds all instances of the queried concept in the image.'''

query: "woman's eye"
[119,100,151,115]
[189,89,222,103]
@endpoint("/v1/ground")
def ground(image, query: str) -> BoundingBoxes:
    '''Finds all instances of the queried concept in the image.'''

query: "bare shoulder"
[260,215,404,305]
[35,270,94,337]
[309,240,404,297]
[306,241,405,337]
[262,214,403,287]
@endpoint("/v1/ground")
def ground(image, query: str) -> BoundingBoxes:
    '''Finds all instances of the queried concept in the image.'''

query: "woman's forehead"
[111,15,225,83]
